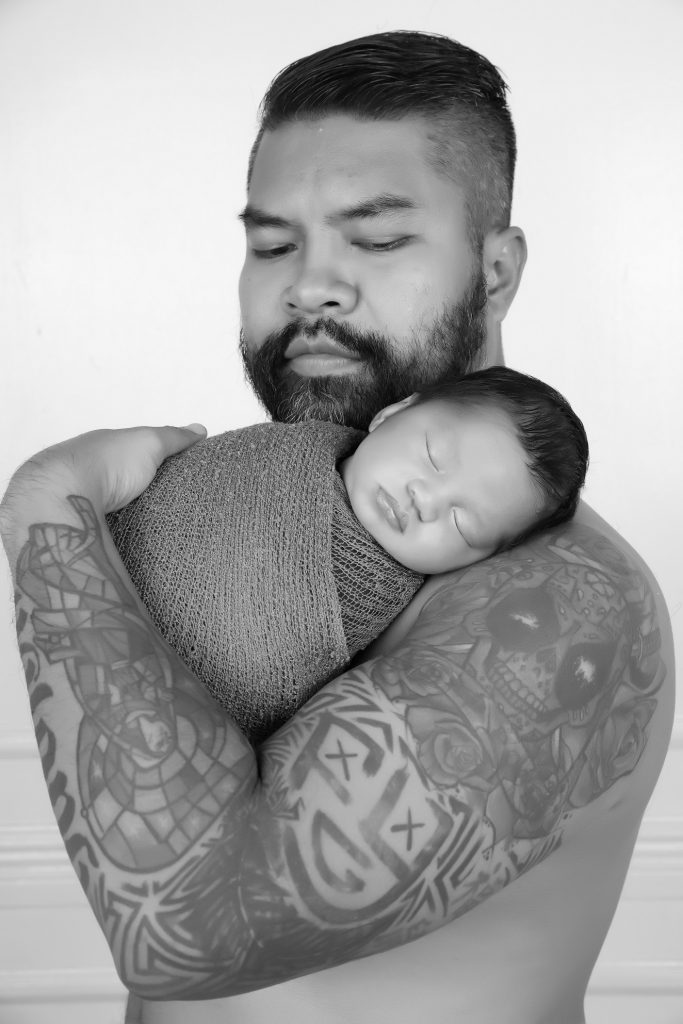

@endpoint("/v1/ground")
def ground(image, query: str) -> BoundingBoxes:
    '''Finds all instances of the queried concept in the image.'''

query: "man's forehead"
[250,116,440,187]
[247,115,463,213]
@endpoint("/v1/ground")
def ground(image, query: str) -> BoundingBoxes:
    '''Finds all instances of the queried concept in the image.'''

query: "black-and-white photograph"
[1,2,681,1022]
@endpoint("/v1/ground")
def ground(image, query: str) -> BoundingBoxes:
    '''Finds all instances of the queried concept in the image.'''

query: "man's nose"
[283,256,358,317]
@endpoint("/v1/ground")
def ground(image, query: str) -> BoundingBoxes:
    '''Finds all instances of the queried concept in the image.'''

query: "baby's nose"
[407,480,439,522]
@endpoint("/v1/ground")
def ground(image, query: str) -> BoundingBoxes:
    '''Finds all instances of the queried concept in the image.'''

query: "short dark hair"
[249,31,516,245]
[412,367,589,550]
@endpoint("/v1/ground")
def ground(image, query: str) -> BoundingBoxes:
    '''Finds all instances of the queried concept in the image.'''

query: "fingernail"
[182,423,206,434]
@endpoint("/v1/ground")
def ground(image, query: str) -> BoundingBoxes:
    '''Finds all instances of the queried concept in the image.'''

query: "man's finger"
[155,424,208,460]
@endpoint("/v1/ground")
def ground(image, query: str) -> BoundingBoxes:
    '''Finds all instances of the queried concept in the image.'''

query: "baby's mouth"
[377,486,408,533]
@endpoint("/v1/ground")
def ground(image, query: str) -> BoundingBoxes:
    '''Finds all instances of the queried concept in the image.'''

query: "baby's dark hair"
[412,366,589,551]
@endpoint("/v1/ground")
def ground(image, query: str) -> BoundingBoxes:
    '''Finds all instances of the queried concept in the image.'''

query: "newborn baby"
[107,367,588,743]
[340,369,587,573]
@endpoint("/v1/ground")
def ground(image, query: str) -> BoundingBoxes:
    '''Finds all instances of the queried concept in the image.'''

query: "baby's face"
[340,396,541,574]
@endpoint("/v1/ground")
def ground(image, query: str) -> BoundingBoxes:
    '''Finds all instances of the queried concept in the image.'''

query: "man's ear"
[368,393,420,432]
[482,226,527,323]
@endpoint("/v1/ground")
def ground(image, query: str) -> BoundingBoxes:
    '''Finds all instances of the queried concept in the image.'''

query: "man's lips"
[284,336,362,377]
[284,335,361,360]
[377,486,408,533]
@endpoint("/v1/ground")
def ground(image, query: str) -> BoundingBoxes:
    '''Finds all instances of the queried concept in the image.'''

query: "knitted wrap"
[106,420,424,743]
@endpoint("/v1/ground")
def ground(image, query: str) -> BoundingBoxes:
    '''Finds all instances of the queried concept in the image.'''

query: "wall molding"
[624,814,683,899]
[0,730,37,759]
[3,715,683,760]
[0,967,125,1003]
[0,962,680,1005]
[589,960,683,995]
[2,816,683,907]
[0,823,77,908]
[2,722,682,907]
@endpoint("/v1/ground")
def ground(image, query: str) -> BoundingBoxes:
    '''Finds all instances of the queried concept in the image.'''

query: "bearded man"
[0,31,674,1024]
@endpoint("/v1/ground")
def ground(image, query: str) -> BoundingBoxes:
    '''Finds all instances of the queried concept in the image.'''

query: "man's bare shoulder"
[373,504,674,814]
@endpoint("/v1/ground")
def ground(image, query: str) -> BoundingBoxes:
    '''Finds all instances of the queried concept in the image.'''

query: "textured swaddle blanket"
[106,420,424,743]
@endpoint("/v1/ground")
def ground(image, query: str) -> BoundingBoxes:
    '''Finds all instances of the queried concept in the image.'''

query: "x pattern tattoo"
[12,495,665,994]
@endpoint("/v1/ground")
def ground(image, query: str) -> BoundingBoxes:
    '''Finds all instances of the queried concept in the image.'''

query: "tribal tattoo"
[10,494,666,996]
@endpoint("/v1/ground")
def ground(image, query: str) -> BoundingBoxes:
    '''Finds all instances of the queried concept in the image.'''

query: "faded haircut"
[412,367,590,550]
[248,31,517,246]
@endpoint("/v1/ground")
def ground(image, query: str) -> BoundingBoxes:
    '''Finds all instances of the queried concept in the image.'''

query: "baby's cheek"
[406,528,457,575]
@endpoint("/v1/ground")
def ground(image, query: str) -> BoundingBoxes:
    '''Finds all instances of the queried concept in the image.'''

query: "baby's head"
[340,367,589,574]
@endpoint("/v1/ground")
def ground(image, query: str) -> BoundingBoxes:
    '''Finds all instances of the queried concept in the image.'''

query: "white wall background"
[0,1,681,1022]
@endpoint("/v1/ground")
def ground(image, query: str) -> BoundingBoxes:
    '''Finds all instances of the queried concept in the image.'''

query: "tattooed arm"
[0,435,669,999]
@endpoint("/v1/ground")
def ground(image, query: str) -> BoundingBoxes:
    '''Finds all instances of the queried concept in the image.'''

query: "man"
[0,31,674,1024]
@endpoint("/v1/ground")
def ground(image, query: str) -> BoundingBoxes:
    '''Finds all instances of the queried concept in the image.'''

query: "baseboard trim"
[1,813,683,909]
[0,731,36,759]
[589,960,683,995]
[3,713,683,759]
[0,961,680,1004]
[0,967,126,1002]
[2,714,683,760]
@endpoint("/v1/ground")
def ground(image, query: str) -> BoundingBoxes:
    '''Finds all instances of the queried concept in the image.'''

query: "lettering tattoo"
[10,495,665,995]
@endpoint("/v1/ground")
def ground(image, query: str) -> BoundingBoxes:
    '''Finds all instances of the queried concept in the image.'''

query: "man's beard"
[239,268,488,431]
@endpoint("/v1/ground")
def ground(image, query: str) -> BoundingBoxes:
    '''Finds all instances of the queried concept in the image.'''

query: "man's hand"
[6,422,207,516]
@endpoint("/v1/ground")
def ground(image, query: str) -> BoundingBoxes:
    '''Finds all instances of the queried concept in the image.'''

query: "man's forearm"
[0,472,258,996]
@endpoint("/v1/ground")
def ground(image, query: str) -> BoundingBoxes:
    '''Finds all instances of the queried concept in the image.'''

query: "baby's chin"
[365,529,459,575]
[356,516,418,572]
[355,508,464,575]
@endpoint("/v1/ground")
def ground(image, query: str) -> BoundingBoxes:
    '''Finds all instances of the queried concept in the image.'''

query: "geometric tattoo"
[16,496,250,873]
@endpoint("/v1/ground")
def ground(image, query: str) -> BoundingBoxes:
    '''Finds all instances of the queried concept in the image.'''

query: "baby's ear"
[368,393,420,432]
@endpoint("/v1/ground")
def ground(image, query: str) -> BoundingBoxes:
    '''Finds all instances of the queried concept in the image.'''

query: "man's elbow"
[112,925,259,1002]
[119,962,241,1002]
[122,971,268,1004]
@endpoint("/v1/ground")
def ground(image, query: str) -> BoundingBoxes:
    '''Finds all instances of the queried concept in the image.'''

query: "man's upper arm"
[233,522,668,990]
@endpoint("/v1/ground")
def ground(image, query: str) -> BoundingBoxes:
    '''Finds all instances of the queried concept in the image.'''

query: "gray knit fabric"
[106,420,424,743]
[329,469,424,657]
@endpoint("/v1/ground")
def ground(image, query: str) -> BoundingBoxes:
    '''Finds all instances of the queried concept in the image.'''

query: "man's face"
[239,116,492,430]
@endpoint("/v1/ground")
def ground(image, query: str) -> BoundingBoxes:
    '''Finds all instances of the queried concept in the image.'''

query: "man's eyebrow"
[238,193,419,230]
[238,206,294,230]
[334,193,419,221]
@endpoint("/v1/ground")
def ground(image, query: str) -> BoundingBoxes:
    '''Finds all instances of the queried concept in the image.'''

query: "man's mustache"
[261,318,390,364]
